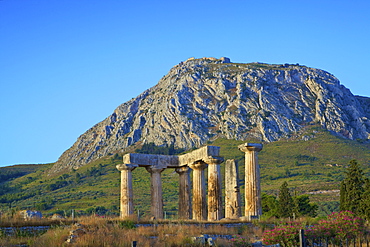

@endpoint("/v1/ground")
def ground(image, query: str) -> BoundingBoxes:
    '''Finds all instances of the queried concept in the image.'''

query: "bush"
[47,180,67,191]
[306,211,365,242]
[118,220,136,229]
[86,206,109,216]
[229,235,252,246]
[262,211,366,246]
[262,221,303,246]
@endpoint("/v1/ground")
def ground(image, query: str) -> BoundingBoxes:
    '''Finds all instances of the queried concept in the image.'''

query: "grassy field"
[0,216,263,247]
[0,125,369,218]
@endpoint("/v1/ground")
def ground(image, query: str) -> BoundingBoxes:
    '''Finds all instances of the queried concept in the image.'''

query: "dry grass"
[31,226,71,247]
[0,216,262,246]
[0,214,72,227]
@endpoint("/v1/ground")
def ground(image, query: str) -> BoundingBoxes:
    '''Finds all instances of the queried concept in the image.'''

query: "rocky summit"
[50,57,370,174]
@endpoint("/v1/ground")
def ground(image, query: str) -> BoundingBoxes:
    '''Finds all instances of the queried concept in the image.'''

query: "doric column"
[116,164,137,218]
[188,161,208,221]
[205,157,224,221]
[175,166,192,219]
[145,166,165,219]
[238,143,263,220]
[225,159,241,219]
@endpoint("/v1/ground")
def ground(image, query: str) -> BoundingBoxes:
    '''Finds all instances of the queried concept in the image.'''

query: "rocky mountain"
[50,57,370,174]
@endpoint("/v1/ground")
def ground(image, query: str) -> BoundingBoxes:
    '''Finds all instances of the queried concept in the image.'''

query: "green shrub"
[118,220,136,229]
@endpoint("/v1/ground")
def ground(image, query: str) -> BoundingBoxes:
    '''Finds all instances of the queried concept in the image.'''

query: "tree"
[262,193,279,218]
[361,178,370,219]
[262,182,318,218]
[86,206,108,216]
[262,190,318,218]
[340,159,365,215]
[278,181,294,218]
[294,194,318,217]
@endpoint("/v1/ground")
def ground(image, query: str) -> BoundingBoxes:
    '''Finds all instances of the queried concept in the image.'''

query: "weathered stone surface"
[225,159,241,219]
[116,164,137,217]
[123,153,177,168]
[145,166,165,219]
[51,214,65,220]
[239,143,263,220]
[206,157,224,221]
[122,145,221,168]
[175,166,192,219]
[50,58,370,173]
[189,161,208,221]
[178,146,221,166]
[19,210,42,220]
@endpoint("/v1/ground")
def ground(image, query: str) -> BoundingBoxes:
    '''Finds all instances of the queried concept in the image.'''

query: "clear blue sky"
[1,0,369,167]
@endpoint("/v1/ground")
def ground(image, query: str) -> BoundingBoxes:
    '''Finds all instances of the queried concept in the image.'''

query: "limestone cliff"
[50,57,370,174]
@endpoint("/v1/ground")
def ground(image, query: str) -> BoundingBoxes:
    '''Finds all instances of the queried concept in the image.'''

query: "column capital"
[145,166,165,174]
[116,164,138,171]
[238,143,263,153]
[175,166,190,174]
[204,156,224,165]
[188,161,207,170]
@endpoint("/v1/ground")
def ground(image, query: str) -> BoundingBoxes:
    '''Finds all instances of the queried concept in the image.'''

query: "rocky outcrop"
[50,57,370,174]
[19,210,42,220]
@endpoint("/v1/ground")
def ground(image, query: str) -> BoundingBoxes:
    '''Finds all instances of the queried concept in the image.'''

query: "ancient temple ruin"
[116,143,262,221]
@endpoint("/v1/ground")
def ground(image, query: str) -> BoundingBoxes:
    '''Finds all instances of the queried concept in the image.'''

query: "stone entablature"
[122,146,221,168]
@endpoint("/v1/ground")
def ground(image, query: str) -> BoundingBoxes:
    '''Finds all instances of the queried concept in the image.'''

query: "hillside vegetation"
[0,126,369,218]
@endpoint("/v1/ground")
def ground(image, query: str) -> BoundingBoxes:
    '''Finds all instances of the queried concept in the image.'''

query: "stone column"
[116,164,137,218]
[145,166,165,219]
[238,143,263,220]
[175,166,192,219]
[206,157,224,221]
[188,161,208,221]
[225,159,241,219]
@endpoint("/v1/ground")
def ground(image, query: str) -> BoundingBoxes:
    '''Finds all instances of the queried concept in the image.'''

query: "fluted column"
[145,166,165,219]
[188,161,208,221]
[175,166,192,219]
[238,143,263,220]
[206,157,224,221]
[116,164,137,218]
[225,159,241,219]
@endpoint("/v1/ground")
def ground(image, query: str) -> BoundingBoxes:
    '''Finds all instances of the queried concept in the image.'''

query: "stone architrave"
[238,143,263,220]
[188,161,208,221]
[206,157,224,221]
[116,164,138,218]
[145,166,165,219]
[175,166,192,219]
[225,159,241,219]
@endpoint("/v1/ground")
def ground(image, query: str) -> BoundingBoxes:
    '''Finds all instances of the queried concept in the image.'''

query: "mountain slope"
[51,57,370,174]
